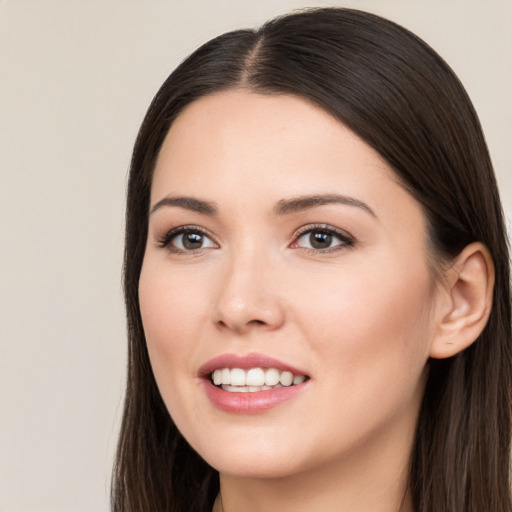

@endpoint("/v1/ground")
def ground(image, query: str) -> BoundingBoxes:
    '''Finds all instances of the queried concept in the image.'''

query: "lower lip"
[202,379,307,414]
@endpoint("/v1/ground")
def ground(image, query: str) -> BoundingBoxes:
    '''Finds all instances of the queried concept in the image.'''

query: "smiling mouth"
[211,367,309,392]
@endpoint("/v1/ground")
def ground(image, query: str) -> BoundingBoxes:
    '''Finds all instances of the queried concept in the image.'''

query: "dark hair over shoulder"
[112,8,512,512]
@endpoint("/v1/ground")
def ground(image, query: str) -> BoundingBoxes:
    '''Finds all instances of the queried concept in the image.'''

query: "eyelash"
[157,225,218,253]
[157,224,356,254]
[291,224,356,253]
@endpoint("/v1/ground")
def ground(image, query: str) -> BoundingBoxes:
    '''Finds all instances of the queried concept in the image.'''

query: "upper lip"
[198,353,308,378]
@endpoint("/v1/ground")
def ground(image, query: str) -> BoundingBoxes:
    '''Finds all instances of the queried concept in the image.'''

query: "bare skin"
[139,91,493,512]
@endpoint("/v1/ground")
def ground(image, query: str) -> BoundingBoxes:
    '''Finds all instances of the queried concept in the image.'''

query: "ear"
[429,242,495,359]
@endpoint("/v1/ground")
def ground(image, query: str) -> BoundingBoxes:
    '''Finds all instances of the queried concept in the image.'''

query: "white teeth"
[293,375,305,385]
[230,368,246,386]
[211,367,307,390]
[222,384,278,392]
[249,385,270,392]
[221,368,231,385]
[264,368,280,386]
[279,371,293,387]
[246,368,265,386]
[212,369,222,385]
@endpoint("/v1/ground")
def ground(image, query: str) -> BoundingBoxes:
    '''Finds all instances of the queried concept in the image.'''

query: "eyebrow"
[149,193,375,218]
[150,196,217,216]
[273,194,376,217]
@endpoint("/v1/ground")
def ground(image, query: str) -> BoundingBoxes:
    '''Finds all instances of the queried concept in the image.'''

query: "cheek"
[292,256,434,394]
[139,259,209,347]
[281,261,434,462]
[139,264,218,447]
[138,260,210,415]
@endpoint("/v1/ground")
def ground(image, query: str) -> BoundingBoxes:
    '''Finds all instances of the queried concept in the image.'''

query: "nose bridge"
[213,240,284,333]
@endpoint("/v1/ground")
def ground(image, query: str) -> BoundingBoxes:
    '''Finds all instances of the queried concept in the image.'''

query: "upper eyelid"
[157,225,218,247]
[291,223,355,240]
[289,225,357,253]
[156,223,355,249]
[160,224,213,236]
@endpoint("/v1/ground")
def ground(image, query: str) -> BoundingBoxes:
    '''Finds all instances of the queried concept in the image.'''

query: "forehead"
[153,91,400,200]
[153,91,419,218]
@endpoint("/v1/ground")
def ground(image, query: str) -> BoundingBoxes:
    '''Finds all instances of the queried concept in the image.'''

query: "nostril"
[215,318,265,330]
[213,296,285,332]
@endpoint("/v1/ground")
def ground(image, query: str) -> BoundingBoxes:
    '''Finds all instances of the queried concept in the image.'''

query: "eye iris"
[310,231,332,249]
[182,231,203,250]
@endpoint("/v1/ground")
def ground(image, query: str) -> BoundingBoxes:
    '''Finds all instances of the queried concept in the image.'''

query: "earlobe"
[429,242,495,359]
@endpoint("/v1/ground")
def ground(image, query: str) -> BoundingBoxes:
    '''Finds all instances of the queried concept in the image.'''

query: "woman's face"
[139,91,442,479]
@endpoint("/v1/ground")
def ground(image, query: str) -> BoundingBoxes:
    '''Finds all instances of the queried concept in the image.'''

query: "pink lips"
[199,353,307,377]
[199,353,310,414]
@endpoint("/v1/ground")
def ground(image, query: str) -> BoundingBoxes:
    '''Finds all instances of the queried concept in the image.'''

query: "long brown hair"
[111,8,512,512]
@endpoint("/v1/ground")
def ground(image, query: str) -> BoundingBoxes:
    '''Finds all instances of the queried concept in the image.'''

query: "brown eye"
[181,231,204,250]
[162,228,217,252]
[293,226,354,252]
[309,231,332,249]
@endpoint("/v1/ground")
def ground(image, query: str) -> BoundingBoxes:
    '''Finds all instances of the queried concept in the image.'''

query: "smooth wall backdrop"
[1,1,510,511]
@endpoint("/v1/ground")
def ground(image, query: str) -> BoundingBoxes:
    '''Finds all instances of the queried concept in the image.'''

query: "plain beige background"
[1,1,510,511]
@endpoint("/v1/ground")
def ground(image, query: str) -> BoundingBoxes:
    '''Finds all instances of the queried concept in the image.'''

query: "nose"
[213,250,285,334]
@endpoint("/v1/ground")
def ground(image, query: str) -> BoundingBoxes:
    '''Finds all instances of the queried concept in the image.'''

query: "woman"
[111,8,511,512]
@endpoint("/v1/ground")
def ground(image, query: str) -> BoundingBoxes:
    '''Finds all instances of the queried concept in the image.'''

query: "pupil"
[310,231,332,249]
[183,232,203,249]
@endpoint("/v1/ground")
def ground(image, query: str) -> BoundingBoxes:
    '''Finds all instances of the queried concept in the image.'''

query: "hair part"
[112,8,511,512]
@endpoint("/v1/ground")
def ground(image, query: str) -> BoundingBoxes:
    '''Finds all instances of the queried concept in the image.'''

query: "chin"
[191,434,310,479]
[208,455,303,480]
